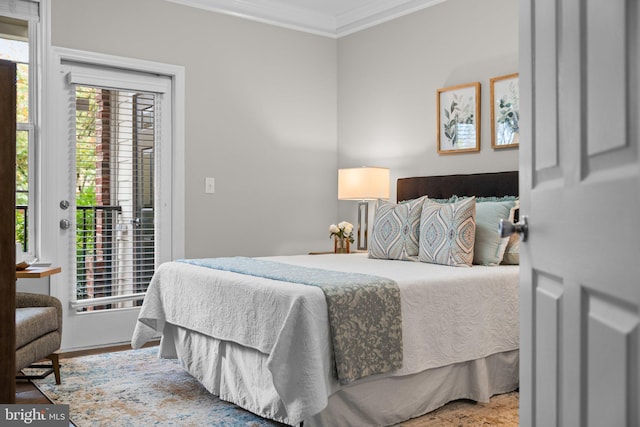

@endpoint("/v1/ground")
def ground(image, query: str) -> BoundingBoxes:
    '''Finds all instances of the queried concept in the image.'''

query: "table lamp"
[338,167,390,250]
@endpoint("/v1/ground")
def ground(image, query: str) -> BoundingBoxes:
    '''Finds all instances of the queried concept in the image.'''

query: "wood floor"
[15,379,51,404]
[16,380,73,426]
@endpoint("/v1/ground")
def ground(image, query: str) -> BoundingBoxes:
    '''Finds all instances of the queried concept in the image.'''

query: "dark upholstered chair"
[15,292,62,384]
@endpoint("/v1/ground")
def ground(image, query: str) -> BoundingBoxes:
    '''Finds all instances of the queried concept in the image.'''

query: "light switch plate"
[205,177,215,194]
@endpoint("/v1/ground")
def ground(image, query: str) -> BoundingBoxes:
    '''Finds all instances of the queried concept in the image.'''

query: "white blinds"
[0,0,39,22]
[72,84,157,311]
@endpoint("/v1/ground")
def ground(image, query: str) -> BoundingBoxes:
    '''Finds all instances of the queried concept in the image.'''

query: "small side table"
[16,266,62,279]
[16,266,62,295]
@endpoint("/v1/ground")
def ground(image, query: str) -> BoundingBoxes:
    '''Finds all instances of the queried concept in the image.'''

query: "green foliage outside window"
[15,62,29,249]
[75,87,98,300]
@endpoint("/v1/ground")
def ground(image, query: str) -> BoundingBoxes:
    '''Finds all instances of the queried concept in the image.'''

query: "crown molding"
[165,0,446,38]
[166,0,337,37]
[337,0,446,37]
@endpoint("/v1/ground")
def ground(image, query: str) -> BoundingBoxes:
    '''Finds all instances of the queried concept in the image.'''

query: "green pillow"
[473,200,516,266]
[501,201,520,264]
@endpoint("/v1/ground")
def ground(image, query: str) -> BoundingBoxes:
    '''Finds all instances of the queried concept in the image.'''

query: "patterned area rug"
[33,346,518,426]
[398,392,519,426]
[34,346,282,426]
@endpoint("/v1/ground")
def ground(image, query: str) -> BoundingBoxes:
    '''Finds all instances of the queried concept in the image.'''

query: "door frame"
[41,47,185,350]
[0,59,17,403]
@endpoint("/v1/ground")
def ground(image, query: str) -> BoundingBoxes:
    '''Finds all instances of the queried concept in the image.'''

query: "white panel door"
[519,0,639,426]
[43,51,178,351]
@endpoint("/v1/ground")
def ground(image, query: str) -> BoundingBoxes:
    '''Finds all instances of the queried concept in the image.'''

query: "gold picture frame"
[490,73,519,149]
[437,82,481,154]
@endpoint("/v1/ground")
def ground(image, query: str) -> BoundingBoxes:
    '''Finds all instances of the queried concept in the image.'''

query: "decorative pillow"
[476,195,519,203]
[473,200,516,265]
[418,197,476,267]
[501,200,520,264]
[429,195,460,204]
[432,195,518,204]
[369,196,426,261]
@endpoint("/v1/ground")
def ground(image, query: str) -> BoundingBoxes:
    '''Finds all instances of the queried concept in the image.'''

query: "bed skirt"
[159,323,519,427]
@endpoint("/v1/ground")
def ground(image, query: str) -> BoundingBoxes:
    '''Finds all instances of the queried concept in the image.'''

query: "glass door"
[73,87,157,312]
[48,58,175,349]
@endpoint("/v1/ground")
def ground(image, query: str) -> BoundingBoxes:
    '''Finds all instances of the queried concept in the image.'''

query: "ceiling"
[166,0,447,37]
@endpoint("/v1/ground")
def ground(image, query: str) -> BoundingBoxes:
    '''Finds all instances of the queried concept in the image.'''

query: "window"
[61,59,176,314]
[0,1,39,256]
[73,85,157,311]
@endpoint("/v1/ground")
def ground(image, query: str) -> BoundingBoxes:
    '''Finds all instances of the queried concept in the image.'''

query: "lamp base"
[357,201,368,251]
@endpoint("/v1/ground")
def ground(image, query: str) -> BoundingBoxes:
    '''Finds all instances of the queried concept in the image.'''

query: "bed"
[132,171,520,427]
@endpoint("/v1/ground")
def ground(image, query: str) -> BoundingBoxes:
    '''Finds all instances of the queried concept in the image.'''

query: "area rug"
[33,346,283,426]
[399,392,519,426]
[33,346,518,426]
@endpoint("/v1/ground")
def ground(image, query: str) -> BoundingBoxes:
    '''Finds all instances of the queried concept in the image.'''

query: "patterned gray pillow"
[419,197,476,267]
[368,196,426,261]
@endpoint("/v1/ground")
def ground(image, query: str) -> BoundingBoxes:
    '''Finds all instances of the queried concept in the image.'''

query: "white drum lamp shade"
[338,167,390,250]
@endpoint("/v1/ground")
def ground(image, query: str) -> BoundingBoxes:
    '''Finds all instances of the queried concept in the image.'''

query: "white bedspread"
[132,254,518,424]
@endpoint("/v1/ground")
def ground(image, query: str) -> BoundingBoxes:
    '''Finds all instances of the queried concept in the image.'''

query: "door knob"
[499,216,528,242]
[59,219,71,230]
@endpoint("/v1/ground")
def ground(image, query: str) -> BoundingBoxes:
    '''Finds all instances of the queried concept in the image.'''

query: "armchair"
[15,292,62,384]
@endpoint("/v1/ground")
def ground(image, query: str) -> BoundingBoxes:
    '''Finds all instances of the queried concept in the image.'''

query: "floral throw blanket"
[179,257,403,385]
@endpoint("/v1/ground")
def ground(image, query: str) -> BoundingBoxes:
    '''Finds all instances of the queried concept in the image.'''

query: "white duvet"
[132,254,519,424]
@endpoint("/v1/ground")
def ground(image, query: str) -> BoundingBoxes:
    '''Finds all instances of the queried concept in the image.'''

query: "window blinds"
[0,0,39,22]
[72,84,157,311]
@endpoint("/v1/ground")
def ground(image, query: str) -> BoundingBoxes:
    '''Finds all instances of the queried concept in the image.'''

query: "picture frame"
[437,82,481,154]
[490,73,519,149]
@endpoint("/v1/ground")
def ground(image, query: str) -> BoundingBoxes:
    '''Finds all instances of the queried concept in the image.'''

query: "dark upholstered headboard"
[396,171,519,202]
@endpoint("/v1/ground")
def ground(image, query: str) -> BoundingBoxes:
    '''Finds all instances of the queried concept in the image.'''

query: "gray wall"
[337,0,519,224]
[50,0,518,255]
[51,0,338,256]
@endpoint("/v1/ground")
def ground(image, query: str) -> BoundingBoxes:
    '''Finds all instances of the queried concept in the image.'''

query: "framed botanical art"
[490,73,519,149]
[437,82,480,154]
